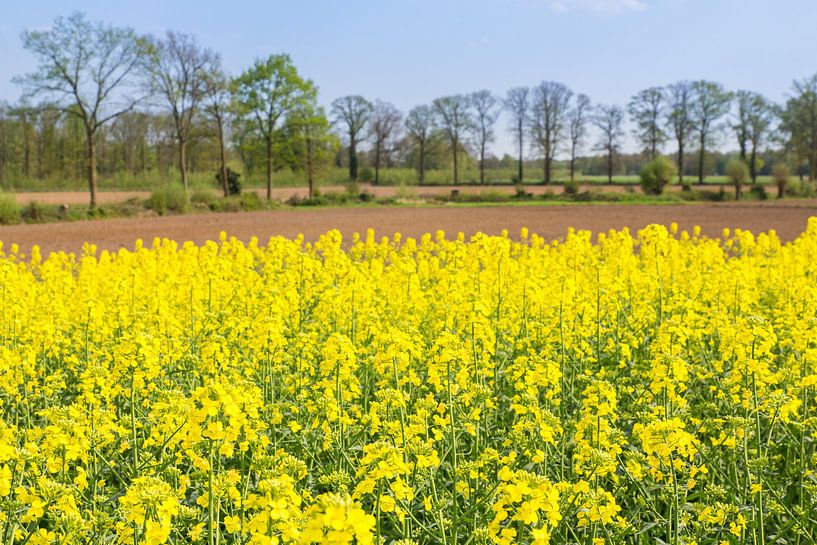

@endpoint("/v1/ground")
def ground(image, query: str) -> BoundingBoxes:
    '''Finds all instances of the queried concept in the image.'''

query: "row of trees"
[7,12,817,206]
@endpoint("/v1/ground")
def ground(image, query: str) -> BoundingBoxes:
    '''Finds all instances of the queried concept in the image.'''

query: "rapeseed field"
[1,221,816,545]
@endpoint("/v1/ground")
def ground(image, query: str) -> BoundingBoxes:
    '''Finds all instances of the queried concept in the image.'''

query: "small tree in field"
[773,163,790,198]
[725,157,749,200]
[640,156,677,195]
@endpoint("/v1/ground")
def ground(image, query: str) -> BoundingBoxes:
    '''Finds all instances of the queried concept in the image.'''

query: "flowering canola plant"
[1,220,817,545]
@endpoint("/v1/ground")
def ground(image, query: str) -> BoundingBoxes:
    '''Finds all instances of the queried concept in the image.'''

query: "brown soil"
[1,201,815,256]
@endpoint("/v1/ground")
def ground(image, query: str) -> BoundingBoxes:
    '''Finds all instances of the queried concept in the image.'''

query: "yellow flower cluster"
[1,219,817,545]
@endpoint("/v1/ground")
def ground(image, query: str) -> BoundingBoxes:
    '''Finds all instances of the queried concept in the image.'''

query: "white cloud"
[544,0,647,14]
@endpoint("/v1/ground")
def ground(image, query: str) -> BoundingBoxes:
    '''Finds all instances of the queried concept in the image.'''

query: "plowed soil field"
[1,200,815,255]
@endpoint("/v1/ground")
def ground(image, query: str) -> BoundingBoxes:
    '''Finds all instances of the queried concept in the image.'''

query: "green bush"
[358,167,374,183]
[239,192,263,210]
[640,157,677,195]
[772,163,790,198]
[725,158,749,200]
[785,178,816,198]
[563,180,580,195]
[149,186,189,215]
[21,201,48,223]
[191,190,217,209]
[0,194,20,225]
[749,184,768,200]
[0,193,20,225]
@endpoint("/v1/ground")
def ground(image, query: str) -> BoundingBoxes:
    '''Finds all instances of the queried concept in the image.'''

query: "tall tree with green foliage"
[783,75,817,181]
[285,103,339,198]
[16,12,146,207]
[690,80,732,183]
[233,54,315,200]
[628,87,666,159]
[331,95,373,181]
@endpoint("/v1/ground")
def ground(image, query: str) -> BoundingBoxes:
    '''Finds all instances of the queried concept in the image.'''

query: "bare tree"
[690,80,732,183]
[666,81,694,189]
[432,95,471,184]
[469,90,500,184]
[529,81,573,184]
[504,87,529,183]
[567,94,591,182]
[331,95,373,181]
[368,100,402,185]
[593,104,625,183]
[733,91,778,183]
[628,87,666,159]
[15,12,146,207]
[203,66,232,197]
[144,31,218,193]
[405,104,437,183]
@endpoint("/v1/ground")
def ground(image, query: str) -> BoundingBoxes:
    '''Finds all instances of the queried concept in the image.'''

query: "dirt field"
[1,201,815,256]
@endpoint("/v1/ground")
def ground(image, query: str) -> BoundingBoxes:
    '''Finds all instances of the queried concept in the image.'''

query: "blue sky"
[1,0,815,154]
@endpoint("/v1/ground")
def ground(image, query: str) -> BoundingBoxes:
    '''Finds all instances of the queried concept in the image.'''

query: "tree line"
[3,12,817,206]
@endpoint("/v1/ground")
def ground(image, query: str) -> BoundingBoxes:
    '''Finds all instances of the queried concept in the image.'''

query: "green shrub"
[0,194,20,225]
[640,157,676,195]
[749,184,768,200]
[149,186,189,215]
[191,190,217,209]
[772,163,790,198]
[725,158,749,200]
[563,180,580,195]
[21,201,47,223]
[239,192,263,210]
[358,167,374,183]
[215,168,242,195]
[785,178,816,198]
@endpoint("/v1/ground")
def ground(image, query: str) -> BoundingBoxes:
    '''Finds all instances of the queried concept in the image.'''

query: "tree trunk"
[749,145,757,183]
[349,139,358,180]
[569,155,576,183]
[178,138,189,192]
[607,149,613,183]
[216,117,229,197]
[677,142,687,190]
[544,151,551,184]
[307,139,314,199]
[735,182,741,200]
[698,133,705,184]
[418,141,425,183]
[452,139,458,184]
[517,123,524,183]
[374,143,381,185]
[266,136,273,200]
[479,143,485,184]
[23,124,31,179]
[86,127,98,208]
